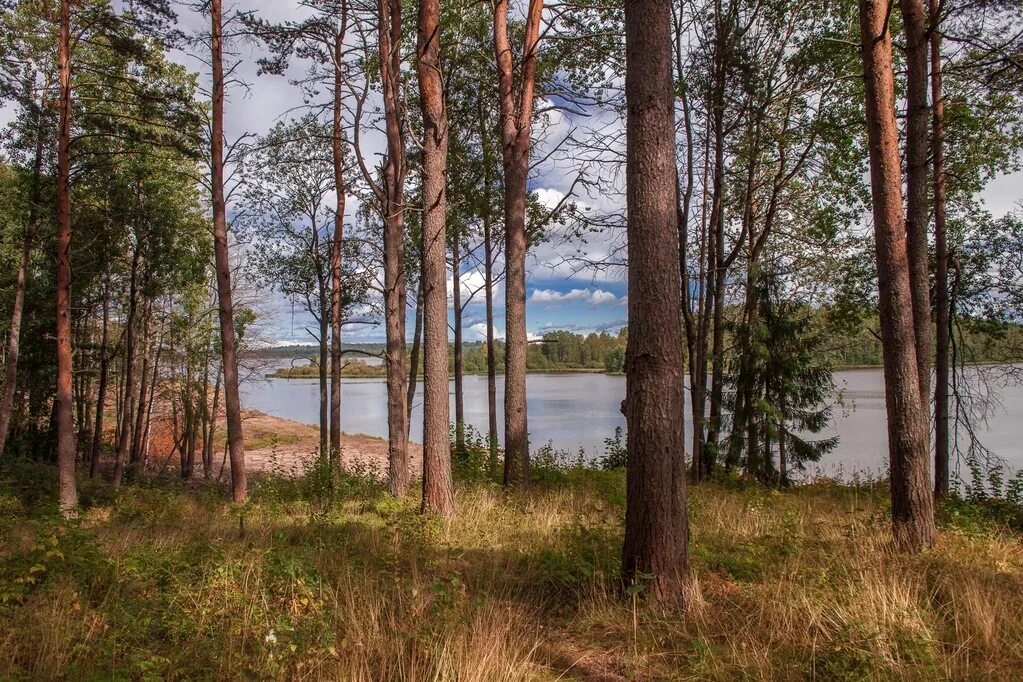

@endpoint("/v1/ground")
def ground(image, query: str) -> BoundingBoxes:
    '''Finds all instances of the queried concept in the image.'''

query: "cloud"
[448,269,499,308]
[471,322,509,341]
[529,287,618,307]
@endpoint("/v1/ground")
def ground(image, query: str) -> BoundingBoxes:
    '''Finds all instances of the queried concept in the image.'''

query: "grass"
[1,459,1022,680]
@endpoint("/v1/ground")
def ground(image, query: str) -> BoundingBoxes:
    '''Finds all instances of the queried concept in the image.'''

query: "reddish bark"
[417,0,454,516]
[859,0,935,551]
[211,0,246,502]
[494,0,543,487]
[621,0,690,604]
[900,0,933,407]
[55,0,78,515]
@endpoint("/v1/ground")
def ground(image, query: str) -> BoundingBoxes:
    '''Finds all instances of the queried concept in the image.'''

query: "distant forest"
[260,312,1023,377]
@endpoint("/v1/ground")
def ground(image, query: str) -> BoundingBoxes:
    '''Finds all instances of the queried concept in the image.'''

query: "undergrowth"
[1,454,1022,680]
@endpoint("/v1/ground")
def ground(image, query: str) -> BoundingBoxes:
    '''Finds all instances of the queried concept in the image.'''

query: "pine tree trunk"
[452,237,465,457]
[859,0,935,551]
[113,250,140,487]
[900,0,933,408]
[687,136,712,481]
[494,0,543,488]
[0,220,31,459]
[129,303,152,479]
[330,32,346,463]
[203,366,222,480]
[379,0,409,497]
[54,0,78,516]
[211,0,246,502]
[702,8,729,471]
[318,262,329,458]
[90,271,111,477]
[930,0,950,499]
[140,317,164,469]
[418,0,454,516]
[483,211,499,469]
[408,274,423,431]
[478,100,500,469]
[0,124,42,458]
[621,0,690,604]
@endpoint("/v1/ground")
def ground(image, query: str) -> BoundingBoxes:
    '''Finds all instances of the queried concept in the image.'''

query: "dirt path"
[239,410,423,479]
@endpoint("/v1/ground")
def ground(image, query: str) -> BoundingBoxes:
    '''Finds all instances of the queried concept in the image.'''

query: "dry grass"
[1,463,1022,680]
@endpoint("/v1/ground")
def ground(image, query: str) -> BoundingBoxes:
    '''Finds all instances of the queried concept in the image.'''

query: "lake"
[241,367,1023,480]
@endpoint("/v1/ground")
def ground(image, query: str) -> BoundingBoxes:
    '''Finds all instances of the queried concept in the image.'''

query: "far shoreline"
[263,360,1022,381]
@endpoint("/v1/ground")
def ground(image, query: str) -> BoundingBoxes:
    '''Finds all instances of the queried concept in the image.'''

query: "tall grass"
[1,460,1022,680]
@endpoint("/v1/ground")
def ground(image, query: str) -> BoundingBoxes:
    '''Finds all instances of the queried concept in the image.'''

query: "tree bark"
[0,108,44,454]
[687,123,712,481]
[129,302,152,479]
[379,0,410,497]
[203,365,222,479]
[113,248,140,487]
[930,0,949,499]
[211,0,246,502]
[89,270,111,477]
[55,0,78,515]
[316,244,329,457]
[621,0,690,604]
[900,0,933,408]
[330,29,346,464]
[452,237,465,457]
[0,130,41,458]
[478,100,500,469]
[408,273,424,431]
[859,0,935,551]
[140,315,164,470]
[494,0,543,488]
[418,0,454,516]
[483,210,499,470]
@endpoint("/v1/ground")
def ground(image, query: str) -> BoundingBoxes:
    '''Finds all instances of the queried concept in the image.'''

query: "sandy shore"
[237,410,423,479]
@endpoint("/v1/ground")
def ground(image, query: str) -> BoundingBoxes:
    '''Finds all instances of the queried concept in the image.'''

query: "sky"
[4,0,1022,346]
[168,0,634,346]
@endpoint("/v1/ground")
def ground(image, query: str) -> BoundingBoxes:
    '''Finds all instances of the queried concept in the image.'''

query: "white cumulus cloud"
[529,287,618,307]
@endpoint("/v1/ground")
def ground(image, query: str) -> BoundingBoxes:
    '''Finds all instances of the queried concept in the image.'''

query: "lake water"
[241,367,1023,480]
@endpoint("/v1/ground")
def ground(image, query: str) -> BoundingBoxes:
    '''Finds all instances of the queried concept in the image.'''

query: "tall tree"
[931,0,950,498]
[859,0,934,551]
[373,0,411,496]
[239,116,353,458]
[418,0,454,516]
[329,14,347,463]
[54,0,78,516]
[210,0,246,502]
[0,99,43,458]
[246,0,353,463]
[493,0,543,487]
[621,0,690,604]
[900,0,932,407]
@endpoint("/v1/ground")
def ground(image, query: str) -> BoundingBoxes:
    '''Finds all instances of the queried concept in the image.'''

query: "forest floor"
[2,456,1023,680]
